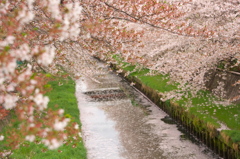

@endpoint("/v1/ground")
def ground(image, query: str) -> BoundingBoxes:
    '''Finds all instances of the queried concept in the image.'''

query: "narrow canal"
[76,59,219,159]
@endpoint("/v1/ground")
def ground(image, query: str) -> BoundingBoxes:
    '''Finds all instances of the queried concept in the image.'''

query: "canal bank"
[110,62,240,159]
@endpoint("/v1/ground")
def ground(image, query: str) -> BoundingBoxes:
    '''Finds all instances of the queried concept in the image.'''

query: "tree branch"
[103,2,199,38]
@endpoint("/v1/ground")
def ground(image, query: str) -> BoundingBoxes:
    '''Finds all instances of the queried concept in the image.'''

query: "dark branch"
[103,2,199,38]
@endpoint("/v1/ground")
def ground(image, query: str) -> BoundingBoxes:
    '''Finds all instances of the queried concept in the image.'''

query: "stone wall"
[205,70,240,104]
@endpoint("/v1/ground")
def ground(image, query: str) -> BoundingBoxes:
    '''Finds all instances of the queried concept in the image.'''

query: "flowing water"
[76,59,218,159]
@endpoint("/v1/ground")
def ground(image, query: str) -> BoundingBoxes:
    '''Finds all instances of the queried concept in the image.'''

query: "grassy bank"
[115,60,240,152]
[8,76,87,159]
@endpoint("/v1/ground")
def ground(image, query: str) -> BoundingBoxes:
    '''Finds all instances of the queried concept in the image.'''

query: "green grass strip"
[10,77,87,159]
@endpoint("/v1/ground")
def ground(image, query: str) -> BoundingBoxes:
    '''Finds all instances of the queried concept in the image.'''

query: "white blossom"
[78,132,82,138]
[7,83,16,92]
[74,124,79,130]
[53,118,70,131]
[29,123,35,128]
[17,6,35,26]
[3,60,17,75]
[0,36,15,47]
[33,94,49,110]
[30,80,37,85]
[18,66,32,82]
[42,139,50,146]
[43,138,63,149]
[25,135,35,142]
[13,44,31,61]
[29,116,34,122]
[0,1,10,14]
[0,135,4,141]
[42,128,50,137]
[130,82,135,86]
[63,134,67,140]
[27,0,35,10]
[58,109,64,115]
[49,139,62,149]
[47,0,61,20]
[116,69,123,73]
[60,2,82,41]
[37,45,55,66]
[3,94,19,110]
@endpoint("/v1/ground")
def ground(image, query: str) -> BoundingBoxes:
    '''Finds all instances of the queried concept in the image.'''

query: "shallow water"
[76,60,218,159]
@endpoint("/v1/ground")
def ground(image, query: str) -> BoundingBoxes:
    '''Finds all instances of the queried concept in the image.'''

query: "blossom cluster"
[130,0,240,101]
[0,0,83,151]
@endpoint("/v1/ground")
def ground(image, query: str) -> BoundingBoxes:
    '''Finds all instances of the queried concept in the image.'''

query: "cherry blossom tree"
[137,0,240,101]
[0,0,239,156]
[75,0,239,102]
[0,0,83,155]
